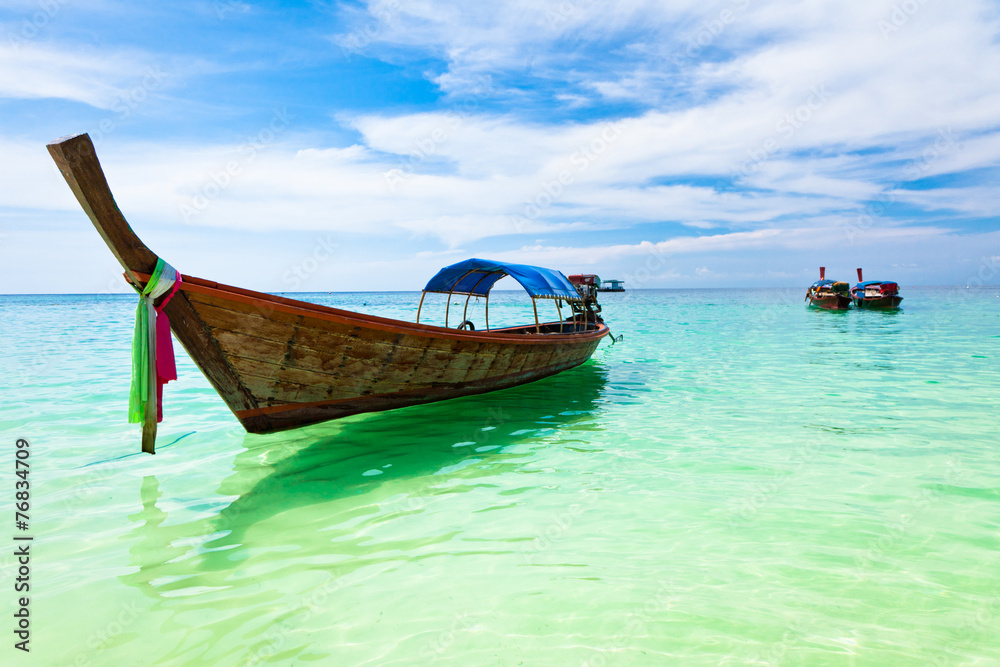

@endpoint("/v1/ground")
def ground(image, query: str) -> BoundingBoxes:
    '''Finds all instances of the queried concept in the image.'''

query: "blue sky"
[1,0,998,293]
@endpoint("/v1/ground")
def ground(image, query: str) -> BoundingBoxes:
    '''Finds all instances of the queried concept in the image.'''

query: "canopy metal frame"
[415,268,585,333]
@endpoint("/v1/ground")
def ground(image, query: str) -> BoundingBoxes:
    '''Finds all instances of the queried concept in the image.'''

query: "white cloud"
[891,187,1000,217]
[0,137,78,210]
[6,0,1000,292]
[337,0,1000,180]
[0,42,166,108]
[333,0,705,96]
[484,224,954,268]
[9,100,995,256]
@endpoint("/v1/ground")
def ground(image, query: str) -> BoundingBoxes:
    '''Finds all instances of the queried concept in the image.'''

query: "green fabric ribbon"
[128,259,174,424]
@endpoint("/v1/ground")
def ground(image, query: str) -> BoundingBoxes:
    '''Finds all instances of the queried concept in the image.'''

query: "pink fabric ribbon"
[153,276,183,423]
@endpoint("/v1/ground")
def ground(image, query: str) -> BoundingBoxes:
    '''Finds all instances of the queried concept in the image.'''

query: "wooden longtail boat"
[851,268,903,309]
[47,133,609,453]
[805,267,851,310]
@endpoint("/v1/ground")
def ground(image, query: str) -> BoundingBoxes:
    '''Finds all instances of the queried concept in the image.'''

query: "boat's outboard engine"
[566,274,604,324]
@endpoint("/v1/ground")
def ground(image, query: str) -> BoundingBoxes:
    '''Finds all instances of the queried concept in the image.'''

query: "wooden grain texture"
[183,285,604,431]
[243,354,598,432]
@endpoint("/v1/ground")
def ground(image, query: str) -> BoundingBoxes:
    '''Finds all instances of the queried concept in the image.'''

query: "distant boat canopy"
[855,281,899,294]
[809,279,849,293]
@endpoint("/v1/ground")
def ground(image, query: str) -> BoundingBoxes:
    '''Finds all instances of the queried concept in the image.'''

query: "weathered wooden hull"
[166,274,606,433]
[852,295,903,309]
[807,293,851,310]
[47,132,608,441]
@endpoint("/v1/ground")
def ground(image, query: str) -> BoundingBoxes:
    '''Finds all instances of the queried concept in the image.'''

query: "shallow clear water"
[1,287,998,665]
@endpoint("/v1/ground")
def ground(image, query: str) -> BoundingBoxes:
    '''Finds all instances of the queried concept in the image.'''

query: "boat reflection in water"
[121,363,608,635]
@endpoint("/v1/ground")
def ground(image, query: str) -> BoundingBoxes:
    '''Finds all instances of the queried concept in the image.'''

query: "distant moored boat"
[851,268,903,308]
[598,279,625,292]
[805,267,851,310]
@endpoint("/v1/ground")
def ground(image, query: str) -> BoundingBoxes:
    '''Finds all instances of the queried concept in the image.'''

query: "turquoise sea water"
[1,287,998,666]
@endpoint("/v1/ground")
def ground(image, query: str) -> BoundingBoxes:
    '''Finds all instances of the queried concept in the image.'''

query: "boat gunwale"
[138,272,610,345]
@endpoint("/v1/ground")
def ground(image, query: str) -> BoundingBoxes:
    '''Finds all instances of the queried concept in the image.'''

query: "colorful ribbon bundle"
[128,259,182,425]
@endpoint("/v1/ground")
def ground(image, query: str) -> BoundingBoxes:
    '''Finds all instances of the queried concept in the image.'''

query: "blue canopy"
[812,279,848,290]
[423,258,582,301]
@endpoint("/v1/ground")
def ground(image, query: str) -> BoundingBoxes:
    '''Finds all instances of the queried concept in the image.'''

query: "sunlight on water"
[0,287,998,664]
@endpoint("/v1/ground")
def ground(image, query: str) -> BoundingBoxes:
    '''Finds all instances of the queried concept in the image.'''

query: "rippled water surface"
[1,287,998,665]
